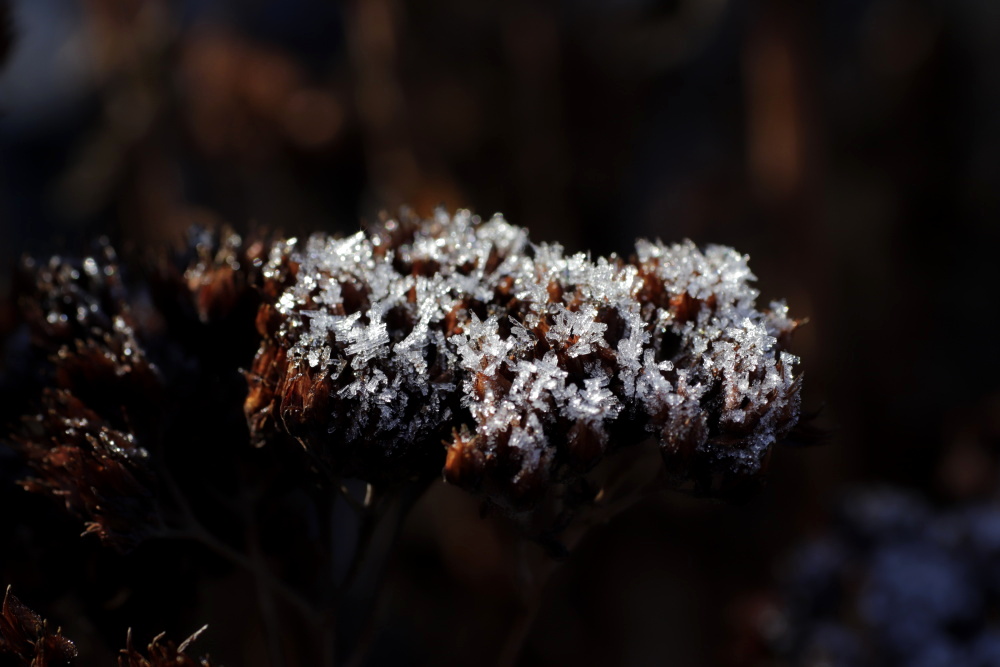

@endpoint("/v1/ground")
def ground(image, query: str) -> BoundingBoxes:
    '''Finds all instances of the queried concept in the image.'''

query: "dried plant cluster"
[13,246,163,552]
[2,229,258,665]
[118,627,216,667]
[0,586,214,666]
[247,209,801,509]
[0,587,77,666]
[8,227,273,553]
[8,210,802,537]
[2,208,802,664]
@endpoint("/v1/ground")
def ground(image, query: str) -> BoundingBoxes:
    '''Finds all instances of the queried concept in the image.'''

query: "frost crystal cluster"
[247,209,801,508]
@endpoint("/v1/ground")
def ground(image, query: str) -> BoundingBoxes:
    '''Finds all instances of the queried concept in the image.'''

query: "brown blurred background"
[2,0,1000,665]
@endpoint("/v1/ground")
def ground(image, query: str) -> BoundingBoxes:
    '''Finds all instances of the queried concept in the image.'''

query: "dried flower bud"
[0,587,78,667]
[18,241,129,334]
[153,226,270,327]
[16,244,159,428]
[247,208,801,510]
[118,626,215,667]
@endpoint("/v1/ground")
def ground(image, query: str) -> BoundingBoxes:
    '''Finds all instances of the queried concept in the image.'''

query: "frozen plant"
[248,208,801,514]
[2,209,802,665]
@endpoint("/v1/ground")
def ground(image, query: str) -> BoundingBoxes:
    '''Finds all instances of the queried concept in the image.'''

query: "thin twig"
[336,492,384,596]
[497,459,670,666]
[498,540,548,667]
[342,479,431,667]
[241,479,286,667]
[157,470,317,620]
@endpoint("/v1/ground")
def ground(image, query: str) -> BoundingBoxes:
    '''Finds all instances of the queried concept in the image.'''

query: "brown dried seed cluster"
[246,209,801,510]
[0,587,77,667]
[11,227,271,552]
[13,246,163,552]
[17,389,161,551]
[9,210,801,543]
[0,587,214,667]
[151,225,271,327]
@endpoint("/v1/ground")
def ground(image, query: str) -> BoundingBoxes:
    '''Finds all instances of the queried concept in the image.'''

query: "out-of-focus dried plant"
[0,587,215,667]
[12,244,164,552]
[0,587,77,667]
[118,627,215,667]
[16,389,162,552]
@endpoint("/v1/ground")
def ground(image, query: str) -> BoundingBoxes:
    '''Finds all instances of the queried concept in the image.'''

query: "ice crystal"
[247,208,801,509]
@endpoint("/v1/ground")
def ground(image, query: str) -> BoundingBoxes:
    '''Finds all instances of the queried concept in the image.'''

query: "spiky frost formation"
[247,209,801,508]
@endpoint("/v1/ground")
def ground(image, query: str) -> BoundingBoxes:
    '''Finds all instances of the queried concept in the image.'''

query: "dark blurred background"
[2,0,999,665]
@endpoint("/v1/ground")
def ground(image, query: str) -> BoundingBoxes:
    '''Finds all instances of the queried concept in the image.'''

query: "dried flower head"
[152,225,270,327]
[16,244,160,426]
[8,225,296,554]
[247,208,801,510]
[0,587,77,667]
[11,244,164,552]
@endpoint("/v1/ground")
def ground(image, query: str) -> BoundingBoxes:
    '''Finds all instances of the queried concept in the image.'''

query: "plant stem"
[340,478,431,666]
[241,480,286,667]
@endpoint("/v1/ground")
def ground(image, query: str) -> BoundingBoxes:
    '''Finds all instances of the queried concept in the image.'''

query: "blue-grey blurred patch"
[0,0,95,136]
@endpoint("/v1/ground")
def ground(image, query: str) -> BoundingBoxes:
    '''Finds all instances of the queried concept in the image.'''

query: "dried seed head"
[247,208,801,511]
[9,209,801,544]
[13,245,163,552]
[152,225,270,326]
[17,389,161,552]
